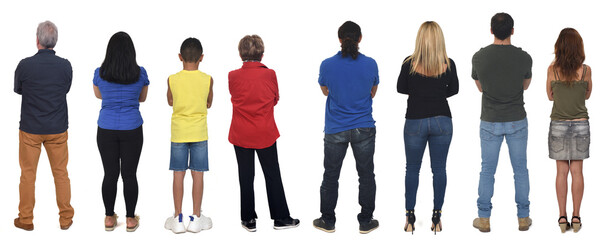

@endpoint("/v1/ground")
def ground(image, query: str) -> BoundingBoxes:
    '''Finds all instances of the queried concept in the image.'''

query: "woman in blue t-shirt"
[397,21,458,234]
[93,31,149,232]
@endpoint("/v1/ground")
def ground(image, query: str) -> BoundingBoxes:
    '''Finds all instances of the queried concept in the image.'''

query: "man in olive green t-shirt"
[471,12,533,233]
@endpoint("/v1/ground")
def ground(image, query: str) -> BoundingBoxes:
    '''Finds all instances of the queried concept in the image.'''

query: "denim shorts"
[170,141,209,171]
[548,120,590,160]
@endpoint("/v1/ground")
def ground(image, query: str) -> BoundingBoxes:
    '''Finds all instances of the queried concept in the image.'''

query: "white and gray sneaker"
[187,213,212,232]
[165,213,186,234]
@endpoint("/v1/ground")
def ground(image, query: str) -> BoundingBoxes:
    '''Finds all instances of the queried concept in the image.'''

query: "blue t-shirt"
[318,52,379,134]
[93,67,149,130]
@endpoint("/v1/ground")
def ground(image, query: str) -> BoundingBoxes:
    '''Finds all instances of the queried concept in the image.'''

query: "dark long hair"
[100,32,140,84]
[553,28,585,85]
[338,21,361,60]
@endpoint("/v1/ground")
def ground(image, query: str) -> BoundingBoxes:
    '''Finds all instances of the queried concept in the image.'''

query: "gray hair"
[37,21,58,49]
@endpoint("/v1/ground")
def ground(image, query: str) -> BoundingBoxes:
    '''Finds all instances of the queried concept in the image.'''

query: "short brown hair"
[238,35,264,61]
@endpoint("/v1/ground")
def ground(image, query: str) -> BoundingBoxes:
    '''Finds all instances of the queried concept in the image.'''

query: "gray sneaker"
[313,218,335,233]
[359,219,379,234]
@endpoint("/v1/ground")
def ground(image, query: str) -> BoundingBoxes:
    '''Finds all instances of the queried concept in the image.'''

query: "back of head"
[238,35,264,61]
[100,31,140,84]
[408,21,450,76]
[338,21,361,60]
[554,28,585,84]
[37,21,58,49]
[491,13,514,40]
[181,38,203,63]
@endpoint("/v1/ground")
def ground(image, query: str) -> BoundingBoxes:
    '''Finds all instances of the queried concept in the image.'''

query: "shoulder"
[513,46,532,60]
[448,58,457,68]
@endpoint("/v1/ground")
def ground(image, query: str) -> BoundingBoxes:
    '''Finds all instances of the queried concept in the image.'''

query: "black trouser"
[234,142,290,221]
[97,126,143,218]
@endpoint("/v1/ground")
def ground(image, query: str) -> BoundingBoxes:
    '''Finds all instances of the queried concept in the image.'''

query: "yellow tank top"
[169,70,211,142]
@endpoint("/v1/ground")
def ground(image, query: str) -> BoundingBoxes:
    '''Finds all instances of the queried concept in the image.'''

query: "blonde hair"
[238,35,264,61]
[405,21,450,77]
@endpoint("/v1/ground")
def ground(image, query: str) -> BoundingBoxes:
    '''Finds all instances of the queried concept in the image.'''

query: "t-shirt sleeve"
[140,67,150,86]
[447,59,459,97]
[318,61,327,86]
[524,53,533,79]
[397,57,411,94]
[372,59,379,86]
[471,52,479,80]
[93,67,101,86]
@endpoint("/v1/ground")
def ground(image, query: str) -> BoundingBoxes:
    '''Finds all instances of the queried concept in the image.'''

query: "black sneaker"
[241,219,256,232]
[273,217,300,230]
[313,218,335,233]
[359,219,379,234]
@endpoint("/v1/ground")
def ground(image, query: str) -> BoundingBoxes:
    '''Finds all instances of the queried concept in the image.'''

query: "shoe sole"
[274,223,300,230]
[242,225,256,232]
[473,225,490,232]
[359,225,378,234]
[313,224,335,233]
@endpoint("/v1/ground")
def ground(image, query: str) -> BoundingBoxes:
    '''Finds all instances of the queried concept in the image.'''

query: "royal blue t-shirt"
[318,52,379,134]
[93,67,149,130]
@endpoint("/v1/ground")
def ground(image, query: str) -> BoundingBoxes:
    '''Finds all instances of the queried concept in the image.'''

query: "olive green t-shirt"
[471,44,532,122]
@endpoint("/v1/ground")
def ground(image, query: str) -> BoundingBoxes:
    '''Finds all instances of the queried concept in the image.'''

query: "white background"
[0,0,601,239]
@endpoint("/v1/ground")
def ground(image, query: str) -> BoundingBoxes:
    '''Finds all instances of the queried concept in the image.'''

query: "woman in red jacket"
[228,35,299,232]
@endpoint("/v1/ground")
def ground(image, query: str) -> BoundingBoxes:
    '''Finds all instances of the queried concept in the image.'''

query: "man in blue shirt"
[313,21,379,234]
[13,21,74,231]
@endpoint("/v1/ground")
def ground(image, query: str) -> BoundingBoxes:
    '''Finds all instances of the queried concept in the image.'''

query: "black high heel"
[404,210,416,234]
[571,216,582,233]
[431,210,442,235]
[558,216,570,233]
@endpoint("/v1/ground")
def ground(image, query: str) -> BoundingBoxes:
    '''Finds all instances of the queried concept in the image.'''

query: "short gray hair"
[37,21,58,49]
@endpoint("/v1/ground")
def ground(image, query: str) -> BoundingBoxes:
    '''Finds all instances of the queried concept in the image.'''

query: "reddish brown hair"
[553,28,585,84]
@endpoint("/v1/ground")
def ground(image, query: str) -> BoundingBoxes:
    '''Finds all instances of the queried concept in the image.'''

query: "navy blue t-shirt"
[14,49,72,135]
[318,52,379,134]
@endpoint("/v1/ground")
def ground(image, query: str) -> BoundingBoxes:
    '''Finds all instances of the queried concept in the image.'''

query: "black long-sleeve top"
[397,57,459,119]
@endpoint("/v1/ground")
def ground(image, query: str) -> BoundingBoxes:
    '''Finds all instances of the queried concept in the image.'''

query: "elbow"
[168,100,173,106]
[138,98,146,102]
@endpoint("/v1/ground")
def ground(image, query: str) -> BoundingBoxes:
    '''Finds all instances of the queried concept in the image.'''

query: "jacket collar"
[242,61,267,69]
[36,49,56,55]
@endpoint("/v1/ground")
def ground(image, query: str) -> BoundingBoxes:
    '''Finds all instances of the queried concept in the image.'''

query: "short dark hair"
[180,38,203,62]
[100,31,140,84]
[338,21,362,60]
[491,13,514,40]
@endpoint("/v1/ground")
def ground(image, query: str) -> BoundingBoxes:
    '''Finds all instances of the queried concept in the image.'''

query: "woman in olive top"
[93,32,149,232]
[546,28,592,233]
[397,21,458,234]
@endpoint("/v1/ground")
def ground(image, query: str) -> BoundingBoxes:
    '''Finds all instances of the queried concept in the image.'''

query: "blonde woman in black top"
[397,21,458,234]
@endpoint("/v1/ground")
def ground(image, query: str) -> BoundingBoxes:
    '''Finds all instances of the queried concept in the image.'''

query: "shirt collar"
[36,49,56,55]
[242,61,267,68]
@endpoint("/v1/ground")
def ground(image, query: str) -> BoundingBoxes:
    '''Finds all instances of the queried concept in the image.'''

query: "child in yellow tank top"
[165,38,214,234]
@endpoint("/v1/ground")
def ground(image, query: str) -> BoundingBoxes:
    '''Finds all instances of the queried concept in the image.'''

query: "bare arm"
[207,77,214,108]
[546,66,554,101]
[523,78,532,90]
[167,78,173,106]
[586,65,592,100]
[139,86,148,102]
[320,86,329,96]
[474,80,483,92]
[93,85,102,99]
[371,85,378,98]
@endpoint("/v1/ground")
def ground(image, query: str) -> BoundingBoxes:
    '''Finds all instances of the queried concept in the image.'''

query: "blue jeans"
[320,127,376,224]
[477,118,530,218]
[404,116,452,211]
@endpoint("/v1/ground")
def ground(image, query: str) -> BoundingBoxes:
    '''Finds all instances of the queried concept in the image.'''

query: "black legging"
[97,126,143,218]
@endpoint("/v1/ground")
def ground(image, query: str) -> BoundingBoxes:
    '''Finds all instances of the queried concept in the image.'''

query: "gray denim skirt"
[548,120,590,160]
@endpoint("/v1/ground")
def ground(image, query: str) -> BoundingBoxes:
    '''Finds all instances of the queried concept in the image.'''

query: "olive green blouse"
[550,67,589,120]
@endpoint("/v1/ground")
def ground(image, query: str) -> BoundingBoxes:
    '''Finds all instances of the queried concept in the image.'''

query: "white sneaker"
[187,213,212,232]
[164,213,186,234]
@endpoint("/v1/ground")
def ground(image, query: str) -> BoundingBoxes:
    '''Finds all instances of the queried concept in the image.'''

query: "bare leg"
[192,171,204,216]
[173,171,186,216]
[555,160,569,222]
[569,160,584,220]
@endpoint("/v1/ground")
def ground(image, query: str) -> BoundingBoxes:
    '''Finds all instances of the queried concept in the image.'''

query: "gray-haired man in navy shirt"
[13,20,74,231]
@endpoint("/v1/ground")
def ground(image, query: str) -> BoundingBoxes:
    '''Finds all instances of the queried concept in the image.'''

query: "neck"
[493,37,511,45]
[182,62,199,71]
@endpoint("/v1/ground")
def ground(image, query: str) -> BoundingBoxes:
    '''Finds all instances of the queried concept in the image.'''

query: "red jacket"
[228,62,280,149]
